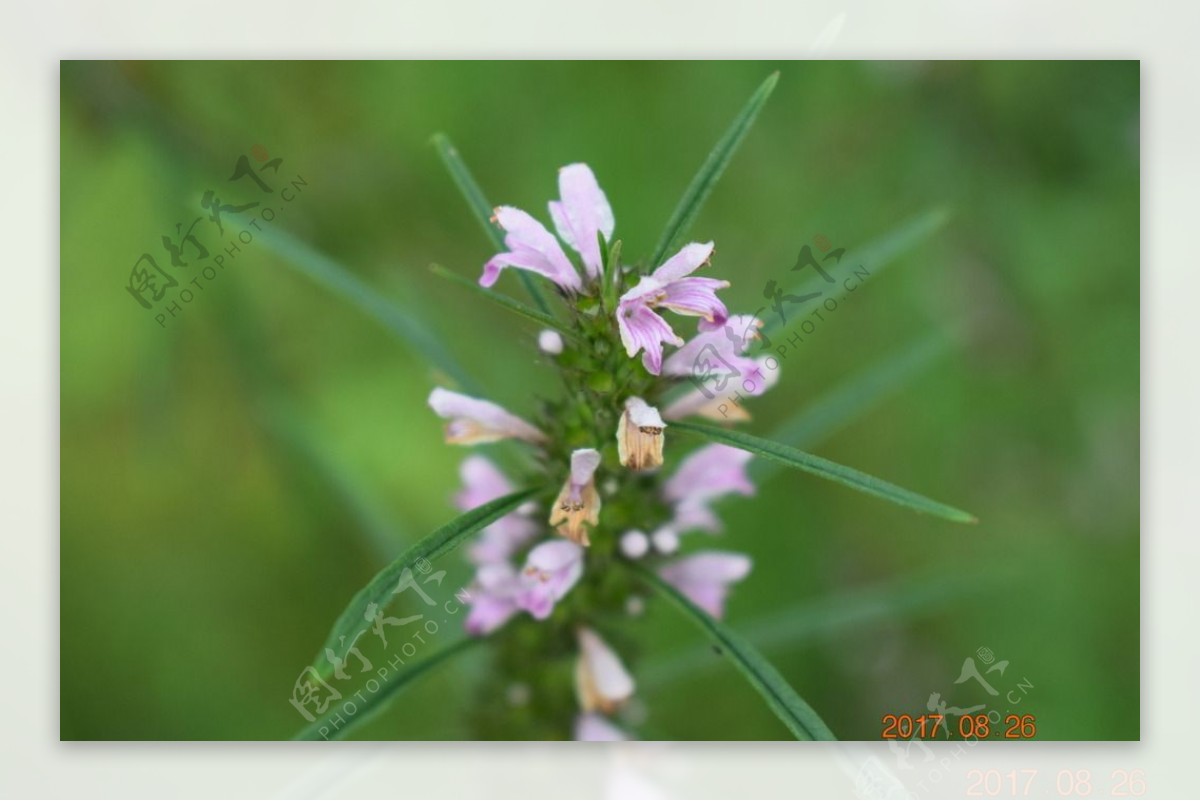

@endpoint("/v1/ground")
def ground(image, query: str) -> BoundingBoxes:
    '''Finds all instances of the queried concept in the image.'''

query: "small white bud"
[651,527,679,555]
[625,595,645,617]
[619,530,650,559]
[538,329,564,355]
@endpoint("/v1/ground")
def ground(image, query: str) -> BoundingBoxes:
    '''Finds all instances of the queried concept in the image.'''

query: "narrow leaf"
[765,207,950,338]
[641,569,992,688]
[293,637,481,740]
[311,488,540,676]
[650,72,779,267]
[432,133,552,316]
[671,420,976,524]
[429,263,577,341]
[752,333,951,483]
[637,567,836,741]
[255,225,480,394]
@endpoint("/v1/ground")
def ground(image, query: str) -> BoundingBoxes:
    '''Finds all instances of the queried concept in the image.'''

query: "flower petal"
[570,447,602,487]
[664,443,755,503]
[550,163,614,278]
[574,713,629,741]
[526,538,585,574]
[517,539,584,619]
[616,301,682,376]
[481,206,582,291]
[651,241,715,283]
[657,276,729,323]
[454,455,513,511]
[576,628,635,713]
[617,397,666,472]
[662,315,764,377]
[428,388,546,445]
[464,562,522,636]
[663,444,755,533]
[658,551,752,618]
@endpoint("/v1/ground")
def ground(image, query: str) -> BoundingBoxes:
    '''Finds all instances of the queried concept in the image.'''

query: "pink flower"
[428,388,546,445]
[549,448,603,545]
[454,456,538,565]
[464,562,522,636]
[663,444,755,533]
[575,627,635,714]
[658,551,752,619]
[481,164,613,291]
[548,164,614,279]
[574,713,630,741]
[662,315,779,421]
[616,242,729,374]
[516,539,585,620]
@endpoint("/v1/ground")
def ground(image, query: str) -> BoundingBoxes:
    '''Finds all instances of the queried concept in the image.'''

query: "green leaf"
[637,567,836,741]
[764,207,950,337]
[432,133,553,316]
[293,637,482,741]
[429,263,577,341]
[254,225,480,394]
[640,569,992,689]
[310,488,540,677]
[752,333,951,483]
[650,72,779,267]
[671,419,977,524]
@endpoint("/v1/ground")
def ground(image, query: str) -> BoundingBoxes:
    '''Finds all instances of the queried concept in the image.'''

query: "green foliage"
[638,568,837,741]
[650,72,779,267]
[294,638,482,741]
[310,489,540,677]
[255,225,480,394]
[432,133,552,315]
[672,420,977,523]
[429,263,576,340]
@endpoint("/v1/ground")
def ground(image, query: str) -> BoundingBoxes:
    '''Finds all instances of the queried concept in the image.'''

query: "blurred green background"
[60,61,1138,740]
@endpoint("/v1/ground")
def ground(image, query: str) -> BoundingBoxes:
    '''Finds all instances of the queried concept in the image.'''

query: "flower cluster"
[427,164,780,738]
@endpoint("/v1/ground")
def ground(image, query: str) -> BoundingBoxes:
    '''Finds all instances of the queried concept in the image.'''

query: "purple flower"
[663,444,755,533]
[548,164,614,279]
[662,315,779,421]
[481,164,613,292]
[428,387,546,445]
[658,551,752,619]
[616,242,729,374]
[574,713,629,741]
[516,538,585,620]
[549,448,602,545]
[464,562,522,636]
[454,455,538,565]
[575,627,635,714]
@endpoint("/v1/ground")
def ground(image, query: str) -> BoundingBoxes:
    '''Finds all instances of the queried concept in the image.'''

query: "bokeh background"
[60,61,1139,740]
